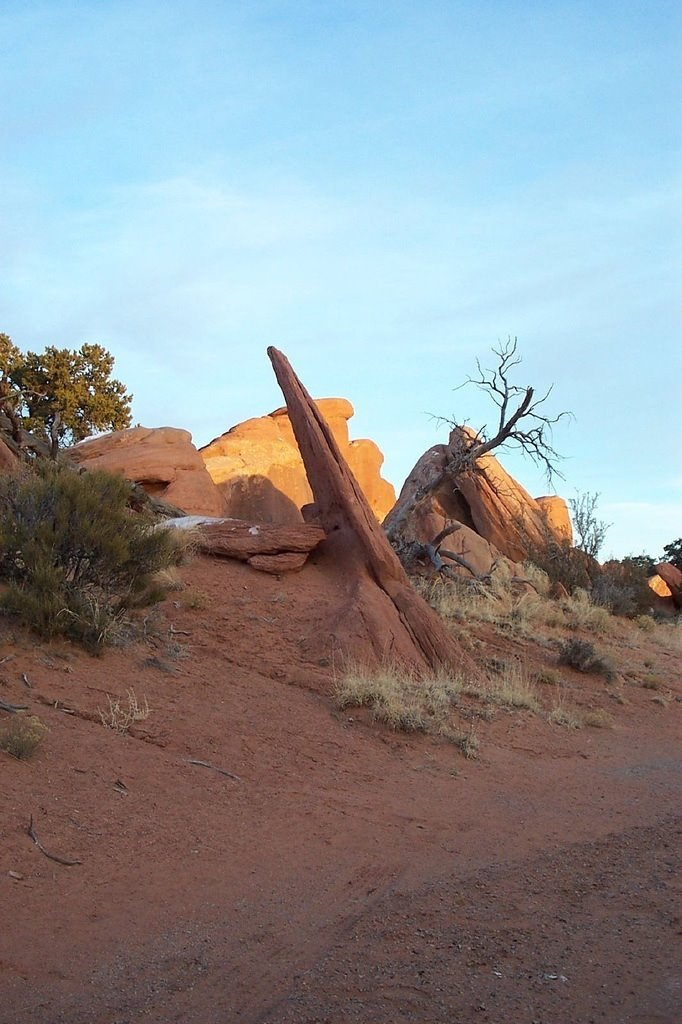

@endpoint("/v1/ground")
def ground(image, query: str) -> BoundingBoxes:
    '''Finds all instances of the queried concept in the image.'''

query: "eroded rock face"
[266,347,478,678]
[385,427,570,568]
[200,399,396,525]
[69,427,226,518]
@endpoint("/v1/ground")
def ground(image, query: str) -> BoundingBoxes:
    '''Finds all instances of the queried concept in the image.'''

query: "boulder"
[200,399,396,525]
[385,427,569,566]
[267,347,479,678]
[651,562,682,609]
[195,524,325,573]
[68,427,226,518]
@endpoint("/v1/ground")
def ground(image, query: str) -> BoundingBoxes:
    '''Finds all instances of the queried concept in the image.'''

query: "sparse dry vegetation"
[0,713,47,759]
[335,663,475,747]
[548,703,583,729]
[583,709,614,729]
[486,662,540,711]
[98,689,150,732]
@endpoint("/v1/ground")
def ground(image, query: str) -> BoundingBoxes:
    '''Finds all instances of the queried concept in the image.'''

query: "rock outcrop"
[200,399,395,525]
[650,562,682,610]
[267,347,478,677]
[179,519,327,574]
[69,427,226,518]
[384,427,570,573]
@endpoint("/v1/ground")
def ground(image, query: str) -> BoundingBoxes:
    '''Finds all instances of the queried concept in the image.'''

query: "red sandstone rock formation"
[650,562,682,609]
[68,426,225,518]
[200,399,395,525]
[196,521,325,574]
[535,495,573,542]
[267,347,477,677]
[385,427,571,572]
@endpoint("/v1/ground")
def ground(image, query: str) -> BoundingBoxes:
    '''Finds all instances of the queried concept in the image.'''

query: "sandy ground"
[0,554,680,1023]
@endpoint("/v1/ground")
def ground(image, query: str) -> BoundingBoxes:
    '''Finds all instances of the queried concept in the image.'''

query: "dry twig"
[188,758,242,782]
[27,815,82,866]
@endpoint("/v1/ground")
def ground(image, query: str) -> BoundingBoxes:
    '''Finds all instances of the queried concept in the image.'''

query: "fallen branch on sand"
[0,699,28,713]
[188,758,242,782]
[27,815,82,866]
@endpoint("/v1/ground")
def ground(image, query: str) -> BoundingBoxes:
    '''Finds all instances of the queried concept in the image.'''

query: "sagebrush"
[0,464,182,647]
[0,714,47,759]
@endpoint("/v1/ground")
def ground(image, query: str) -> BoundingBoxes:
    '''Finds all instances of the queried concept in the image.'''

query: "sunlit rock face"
[200,398,396,525]
[69,426,225,517]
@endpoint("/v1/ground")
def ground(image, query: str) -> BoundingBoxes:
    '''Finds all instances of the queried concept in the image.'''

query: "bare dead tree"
[386,338,572,572]
[440,336,571,485]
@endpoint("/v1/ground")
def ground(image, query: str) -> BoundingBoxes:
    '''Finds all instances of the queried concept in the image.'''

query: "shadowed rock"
[651,562,682,610]
[267,346,477,676]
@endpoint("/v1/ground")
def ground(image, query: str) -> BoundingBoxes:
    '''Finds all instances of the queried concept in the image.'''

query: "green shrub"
[558,638,616,681]
[0,714,47,759]
[0,465,182,647]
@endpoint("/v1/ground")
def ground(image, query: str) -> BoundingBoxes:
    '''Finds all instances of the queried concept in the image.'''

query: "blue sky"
[1,1,680,557]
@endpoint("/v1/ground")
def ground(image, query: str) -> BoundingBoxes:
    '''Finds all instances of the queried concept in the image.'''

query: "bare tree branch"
[440,336,572,485]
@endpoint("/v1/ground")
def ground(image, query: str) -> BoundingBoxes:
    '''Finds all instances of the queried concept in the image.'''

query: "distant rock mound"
[69,426,225,518]
[384,427,571,579]
[200,399,395,525]
[535,495,573,542]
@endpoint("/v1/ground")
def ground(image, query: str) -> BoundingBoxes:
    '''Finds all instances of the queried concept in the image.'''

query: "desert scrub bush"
[0,714,47,759]
[98,689,150,732]
[335,663,465,740]
[558,638,616,680]
[177,586,209,610]
[635,614,655,632]
[562,589,612,635]
[532,668,561,686]
[454,728,480,759]
[0,465,183,648]
[548,703,583,729]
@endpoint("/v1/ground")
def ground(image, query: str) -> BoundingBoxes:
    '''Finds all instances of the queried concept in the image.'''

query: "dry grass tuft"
[583,709,614,729]
[532,668,562,687]
[653,619,682,652]
[548,703,583,729]
[453,728,480,759]
[98,689,150,733]
[0,714,47,759]
[487,662,540,711]
[177,587,209,610]
[562,589,613,635]
[335,663,471,746]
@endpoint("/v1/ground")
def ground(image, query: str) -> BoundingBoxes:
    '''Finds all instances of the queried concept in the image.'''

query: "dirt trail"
[0,555,680,1023]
